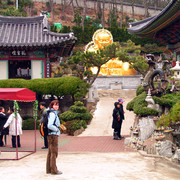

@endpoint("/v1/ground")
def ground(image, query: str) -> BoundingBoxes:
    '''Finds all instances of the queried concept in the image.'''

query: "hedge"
[22,118,39,130]
[0,76,89,99]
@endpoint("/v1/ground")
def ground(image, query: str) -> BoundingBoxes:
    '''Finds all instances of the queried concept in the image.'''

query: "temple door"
[31,60,44,79]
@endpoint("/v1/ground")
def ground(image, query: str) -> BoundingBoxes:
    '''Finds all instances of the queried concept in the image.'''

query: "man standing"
[0,107,10,146]
[118,98,125,139]
[39,102,48,149]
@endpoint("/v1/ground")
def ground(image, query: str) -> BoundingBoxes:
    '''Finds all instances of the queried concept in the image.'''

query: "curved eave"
[0,36,77,48]
[128,0,180,38]
[0,15,77,49]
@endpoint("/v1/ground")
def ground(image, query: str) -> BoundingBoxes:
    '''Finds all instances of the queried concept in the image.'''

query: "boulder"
[157,140,173,158]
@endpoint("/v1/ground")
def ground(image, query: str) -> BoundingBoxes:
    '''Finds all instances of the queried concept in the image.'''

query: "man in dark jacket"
[112,98,125,140]
[112,102,122,140]
[39,102,48,149]
[118,98,125,139]
[0,107,10,146]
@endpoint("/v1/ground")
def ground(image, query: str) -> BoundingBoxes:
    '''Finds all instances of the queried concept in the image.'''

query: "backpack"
[39,110,57,137]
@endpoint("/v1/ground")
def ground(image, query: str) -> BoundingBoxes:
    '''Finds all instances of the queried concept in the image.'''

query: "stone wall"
[33,0,162,16]
[93,75,141,89]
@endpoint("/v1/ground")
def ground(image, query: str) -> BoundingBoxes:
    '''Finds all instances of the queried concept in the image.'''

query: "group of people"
[0,100,62,175]
[1,98,125,175]
[112,98,125,140]
[0,106,22,148]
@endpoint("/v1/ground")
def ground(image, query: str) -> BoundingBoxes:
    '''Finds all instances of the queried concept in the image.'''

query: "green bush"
[0,76,89,101]
[65,120,87,135]
[22,115,33,120]
[126,92,146,111]
[134,106,159,116]
[157,101,180,127]
[70,105,87,113]
[60,101,92,135]
[60,101,92,122]
[60,111,78,122]
[153,92,180,108]
[22,118,39,130]
[127,92,159,116]
[136,85,145,96]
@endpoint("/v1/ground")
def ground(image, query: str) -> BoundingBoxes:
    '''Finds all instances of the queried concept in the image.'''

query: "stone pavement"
[80,89,136,137]
[1,89,137,154]
[0,131,133,154]
[0,90,180,179]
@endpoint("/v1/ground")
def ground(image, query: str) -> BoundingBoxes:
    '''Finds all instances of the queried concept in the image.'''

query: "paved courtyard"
[0,90,180,179]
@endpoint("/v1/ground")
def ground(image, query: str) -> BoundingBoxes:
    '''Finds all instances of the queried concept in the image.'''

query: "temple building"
[0,15,77,80]
[128,0,180,66]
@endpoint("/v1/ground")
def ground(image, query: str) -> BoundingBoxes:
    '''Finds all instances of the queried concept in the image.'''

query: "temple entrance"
[9,60,31,79]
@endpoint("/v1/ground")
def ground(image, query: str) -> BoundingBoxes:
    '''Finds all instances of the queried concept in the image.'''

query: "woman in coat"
[46,100,62,175]
[3,109,22,148]
[112,101,124,140]
[0,107,10,147]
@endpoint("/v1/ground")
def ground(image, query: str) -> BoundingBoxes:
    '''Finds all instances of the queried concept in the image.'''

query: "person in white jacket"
[3,109,22,148]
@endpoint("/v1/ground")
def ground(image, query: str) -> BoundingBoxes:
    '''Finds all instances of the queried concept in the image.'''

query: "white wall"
[0,61,8,79]
[31,60,43,79]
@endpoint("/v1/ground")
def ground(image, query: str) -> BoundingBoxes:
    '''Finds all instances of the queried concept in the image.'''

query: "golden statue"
[93,29,113,49]
[85,29,136,76]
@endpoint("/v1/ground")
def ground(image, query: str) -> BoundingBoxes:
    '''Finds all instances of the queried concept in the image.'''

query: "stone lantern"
[171,61,180,80]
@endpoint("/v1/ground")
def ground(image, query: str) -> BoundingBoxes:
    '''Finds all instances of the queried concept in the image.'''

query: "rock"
[144,138,157,154]
[172,149,180,163]
[124,137,131,145]
[138,117,156,141]
[74,127,85,136]
[157,140,173,158]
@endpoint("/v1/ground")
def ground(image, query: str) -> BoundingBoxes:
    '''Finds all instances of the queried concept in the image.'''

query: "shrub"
[153,92,180,108]
[134,106,159,116]
[157,101,180,127]
[60,101,92,122]
[60,111,78,122]
[60,101,93,135]
[70,105,87,113]
[65,120,87,135]
[126,92,146,111]
[127,92,159,116]
[22,115,33,120]
[22,118,39,130]
[0,76,89,101]
[136,85,145,96]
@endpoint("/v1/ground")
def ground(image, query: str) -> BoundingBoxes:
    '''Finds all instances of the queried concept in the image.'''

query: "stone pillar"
[92,86,99,101]
[87,86,99,102]
[87,87,94,102]
[145,89,155,109]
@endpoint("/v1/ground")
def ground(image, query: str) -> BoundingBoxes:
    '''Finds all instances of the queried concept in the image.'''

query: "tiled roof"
[0,15,77,47]
[127,0,180,40]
